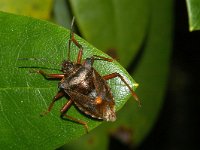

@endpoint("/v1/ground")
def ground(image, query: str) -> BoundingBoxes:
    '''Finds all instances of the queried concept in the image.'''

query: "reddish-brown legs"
[103,73,141,106]
[38,69,88,132]
[68,17,112,65]
[36,70,65,115]
[91,55,113,62]
[40,91,65,116]
[60,100,89,133]
[37,70,64,79]
[70,33,83,64]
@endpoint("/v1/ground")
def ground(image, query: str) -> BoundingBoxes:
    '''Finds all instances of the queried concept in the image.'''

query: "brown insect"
[37,18,140,132]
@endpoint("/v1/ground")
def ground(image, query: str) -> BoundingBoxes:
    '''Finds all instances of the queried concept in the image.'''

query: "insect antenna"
[18,57,60,70]
[68,16,75,61]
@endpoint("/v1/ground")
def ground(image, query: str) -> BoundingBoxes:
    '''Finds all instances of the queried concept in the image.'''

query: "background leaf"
[0,12,138,149]
[53,0,72,28]
[0,0,53,20]
[186,0,200,31]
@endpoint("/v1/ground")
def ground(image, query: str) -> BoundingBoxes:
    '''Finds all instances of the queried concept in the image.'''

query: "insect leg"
[83,55,113,67]
[103,73,141,106]
[60,100,89,133]
[68,21,84,64]
[71,33,83,64]
[36,70,64,79]
[91,55,113,62]
[67,17,75,60]
[40,91,65,116]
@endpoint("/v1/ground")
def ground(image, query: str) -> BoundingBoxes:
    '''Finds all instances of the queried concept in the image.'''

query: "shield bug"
[36,17,141,132]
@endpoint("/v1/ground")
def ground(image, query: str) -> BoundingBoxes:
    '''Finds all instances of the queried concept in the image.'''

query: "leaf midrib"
[0,86,56,90]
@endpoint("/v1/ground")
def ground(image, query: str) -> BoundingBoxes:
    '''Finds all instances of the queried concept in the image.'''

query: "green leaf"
[0,12,138,149]
[186,0,200,31]
[69,0,149,67]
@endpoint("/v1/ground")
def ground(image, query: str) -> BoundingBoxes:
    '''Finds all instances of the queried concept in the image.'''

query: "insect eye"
[68,63,73,67]
[62,61,74,73]
[66,63,73,69]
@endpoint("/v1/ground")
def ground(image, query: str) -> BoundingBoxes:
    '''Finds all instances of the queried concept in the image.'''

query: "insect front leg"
[40,91,65,116]
[69,32,83,64]
[60,99,89,133]
[103,73,141,106]
[36,70,64,79]
[68,17,83,64]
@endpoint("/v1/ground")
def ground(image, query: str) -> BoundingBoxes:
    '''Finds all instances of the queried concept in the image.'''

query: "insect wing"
[92,69,114,104]
[68,90,104,119]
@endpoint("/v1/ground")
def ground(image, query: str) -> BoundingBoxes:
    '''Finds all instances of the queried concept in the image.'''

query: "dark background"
[138,0,200,150]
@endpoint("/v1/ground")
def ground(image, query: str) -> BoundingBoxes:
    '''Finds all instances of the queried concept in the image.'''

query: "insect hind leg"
[60,99,89,133]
